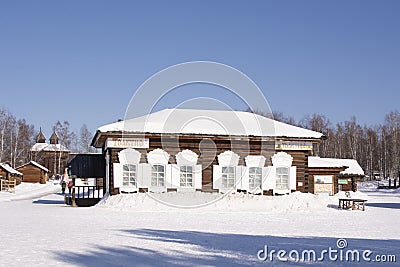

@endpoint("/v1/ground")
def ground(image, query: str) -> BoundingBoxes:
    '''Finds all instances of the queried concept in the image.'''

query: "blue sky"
[1,0,399,137]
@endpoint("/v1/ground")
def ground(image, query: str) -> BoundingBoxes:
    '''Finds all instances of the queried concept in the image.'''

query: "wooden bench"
[339,198,367,211]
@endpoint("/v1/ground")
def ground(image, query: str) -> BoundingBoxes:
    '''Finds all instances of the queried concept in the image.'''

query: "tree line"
[0,108,96,168]
[2,106,400,178]
[271,110,400,179]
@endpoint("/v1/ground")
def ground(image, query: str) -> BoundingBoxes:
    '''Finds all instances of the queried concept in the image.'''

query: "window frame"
[221,166,236,188]
[276,166,290,190]
[179,165,194,188]
[151,164,166,187]
[249,166,262,190]
[122,163,137,187]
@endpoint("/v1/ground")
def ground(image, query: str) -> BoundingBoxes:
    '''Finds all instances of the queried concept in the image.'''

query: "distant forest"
[0,108,95,168]
[1,107,400,179]
[256,109,400,179]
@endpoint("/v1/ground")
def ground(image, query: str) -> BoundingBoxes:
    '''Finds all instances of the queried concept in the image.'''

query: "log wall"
[106,134,313,194]
[30,151,69,177]
[0,169,22,185]
[17,164,47,184]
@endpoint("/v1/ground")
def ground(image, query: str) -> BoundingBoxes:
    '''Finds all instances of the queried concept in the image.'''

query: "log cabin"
[91,108,327,196]
[16,161,49,184]
[308,157,365,195]
[0,163,23,185]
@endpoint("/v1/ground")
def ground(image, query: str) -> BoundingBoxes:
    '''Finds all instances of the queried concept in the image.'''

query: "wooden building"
[67,153,106,207]
[308,157,365,195]
[16,161,49,184]
[68,153,106,179]
[91,109,326,196]
[0,163,23,184]
[30,128,69,178]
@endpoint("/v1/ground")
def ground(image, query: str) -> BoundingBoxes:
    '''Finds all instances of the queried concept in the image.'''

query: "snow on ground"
[0,182,60,202]
[97,191,330,212]
[0,182,399,266]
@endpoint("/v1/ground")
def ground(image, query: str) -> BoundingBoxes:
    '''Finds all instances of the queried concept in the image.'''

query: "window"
[249,167,262,189]
[222,166,235,188]
[276,167,289,190]
[314,175,333,195]
[180,165,193,187]
[122,164,137,187]
[151,165,165,187]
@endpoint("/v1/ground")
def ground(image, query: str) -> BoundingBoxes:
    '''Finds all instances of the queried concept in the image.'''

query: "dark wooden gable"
[68,154,105,178]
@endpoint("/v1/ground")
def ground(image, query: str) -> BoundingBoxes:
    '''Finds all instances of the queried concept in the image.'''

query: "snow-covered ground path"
[0,183,399,266]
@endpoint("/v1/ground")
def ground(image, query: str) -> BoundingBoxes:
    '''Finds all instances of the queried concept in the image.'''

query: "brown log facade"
[97,133,319,196]
[16,161,49,184]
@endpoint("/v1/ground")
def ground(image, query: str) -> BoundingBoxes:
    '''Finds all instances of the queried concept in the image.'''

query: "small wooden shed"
[308,157,346,195]
[0,163,23,185]
[308,157,365,194]
[334,159,365,191]
[16,161,49,184]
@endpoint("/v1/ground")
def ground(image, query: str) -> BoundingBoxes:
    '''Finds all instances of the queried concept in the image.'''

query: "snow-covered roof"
[30,143,69,152]
[96,109,324,139]
[0,163,23,176]
[16,161,49,172]
[308,157,364,176]
[308,157,345,169]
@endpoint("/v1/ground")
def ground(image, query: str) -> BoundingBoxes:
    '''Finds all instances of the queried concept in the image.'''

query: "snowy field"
[0,182,399,266]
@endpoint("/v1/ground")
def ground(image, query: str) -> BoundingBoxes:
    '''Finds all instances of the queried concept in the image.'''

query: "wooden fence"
[67,178,105,207]
[0,179,16,193]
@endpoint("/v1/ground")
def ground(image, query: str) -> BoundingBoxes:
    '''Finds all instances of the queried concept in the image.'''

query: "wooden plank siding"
[0,170,23,185]
[0,170,7,180]
[337,175,364,192]
[16,164,48,184]
[105,133,314,194]
[30,150,69,177]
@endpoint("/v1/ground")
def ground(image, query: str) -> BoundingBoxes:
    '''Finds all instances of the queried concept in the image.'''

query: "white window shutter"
[138,163,151,188]
[170,164,180,188]
[290,166,297,191]
[113,163,123,189]
[241,166,249,191]
[235,166,243,190]
[166,164,173,188]
[213,165,222,190]
[263,166,276,191]
[194,165,202,190]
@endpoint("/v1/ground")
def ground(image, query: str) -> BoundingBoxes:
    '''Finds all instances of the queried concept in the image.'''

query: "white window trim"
[276,166,290,191]
[179,165,194,188]
[122,163,137,188]
[150,164,166,189]
[119,163,138,193]
[221,166,236,189]
[249,166,262,190]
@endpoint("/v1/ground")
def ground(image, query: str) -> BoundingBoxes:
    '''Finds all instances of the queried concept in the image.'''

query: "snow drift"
[96,191,332,212]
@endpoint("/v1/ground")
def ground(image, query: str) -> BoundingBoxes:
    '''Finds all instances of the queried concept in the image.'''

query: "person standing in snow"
[61,180,66,194]
[68,180,73,195]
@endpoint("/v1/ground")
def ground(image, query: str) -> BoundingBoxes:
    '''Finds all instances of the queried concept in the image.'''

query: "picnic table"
[338,198,367,211]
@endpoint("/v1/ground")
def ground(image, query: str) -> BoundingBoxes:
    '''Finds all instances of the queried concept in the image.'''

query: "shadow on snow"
[365,202,400,210]
[32,199,65,205]
[52,229,399,266]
